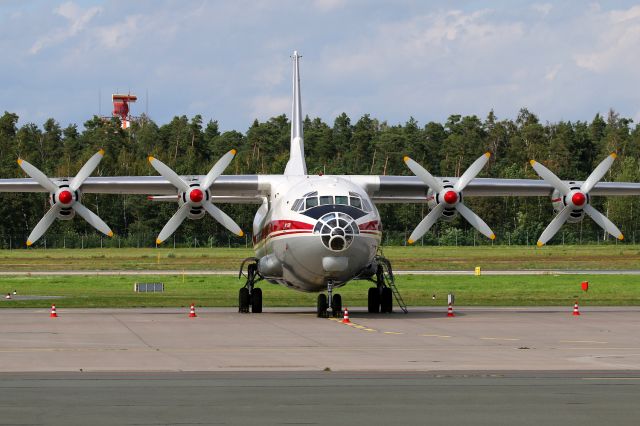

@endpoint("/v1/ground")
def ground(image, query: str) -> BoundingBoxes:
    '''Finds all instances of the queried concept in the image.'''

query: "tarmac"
[1,307,640,424]
[1,306,640,372]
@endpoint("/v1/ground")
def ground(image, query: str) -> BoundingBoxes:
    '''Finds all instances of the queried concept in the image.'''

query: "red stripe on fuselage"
[253,220,314,244]
[358,220,381,231]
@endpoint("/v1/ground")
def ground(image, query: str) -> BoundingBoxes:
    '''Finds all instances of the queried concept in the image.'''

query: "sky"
[2,0,640,132]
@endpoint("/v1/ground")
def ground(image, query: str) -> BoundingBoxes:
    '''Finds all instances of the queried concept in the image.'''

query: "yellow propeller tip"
[490,234,496,240]
[619,234,624,241]
[611,152,617,159]
[148,156,155,162]
[238,230,245,237]
[156,238,163,245]
[26,240,33,247]
[230,149,237,155]
[485,152,491,158]
[536,241,544,247]
[529,160,536,166]
[407,239,415,245]
[17,159,23,165]
[107,231,114,238]
[98,149,105,156]
[403,156,410,163]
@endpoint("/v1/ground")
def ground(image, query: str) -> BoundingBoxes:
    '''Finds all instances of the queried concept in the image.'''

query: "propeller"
[403,152,496,243]
[148,149,243,244]
[531,153,623,246]
[18,149,113,246]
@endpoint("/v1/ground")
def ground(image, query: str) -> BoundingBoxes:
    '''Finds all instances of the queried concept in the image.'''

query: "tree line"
[0,108,639,248]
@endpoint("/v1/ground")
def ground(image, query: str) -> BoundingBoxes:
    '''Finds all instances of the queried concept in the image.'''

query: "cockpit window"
[335,196,348,205]
[320,196,333,206]
[349,196,362,209]
[291,199,303,212]
[362,199,372,213]
[305,197,319,209]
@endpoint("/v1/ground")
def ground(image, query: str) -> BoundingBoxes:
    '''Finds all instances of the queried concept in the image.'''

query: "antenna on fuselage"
[284,50,307,176]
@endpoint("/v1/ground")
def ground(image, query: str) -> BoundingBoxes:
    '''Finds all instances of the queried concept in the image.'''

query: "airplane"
[2,50,640,317]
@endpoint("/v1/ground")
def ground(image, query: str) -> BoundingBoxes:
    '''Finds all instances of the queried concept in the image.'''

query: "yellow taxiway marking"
[421,334,451,338]
[383,331,404,335]
[327,317,378,333]
[480,337,520,341]
[560,340,608,344]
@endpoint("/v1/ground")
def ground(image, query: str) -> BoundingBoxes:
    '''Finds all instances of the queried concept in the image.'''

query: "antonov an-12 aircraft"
[2,51,640,317]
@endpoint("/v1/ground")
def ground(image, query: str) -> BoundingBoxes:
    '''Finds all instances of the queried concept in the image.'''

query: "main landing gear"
[317,280,342,318]
[238,258,263,313]
[367,256,408,314]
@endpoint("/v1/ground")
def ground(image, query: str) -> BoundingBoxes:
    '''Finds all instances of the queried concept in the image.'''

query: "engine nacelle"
[551,182,587,223]
[426,179,459,222]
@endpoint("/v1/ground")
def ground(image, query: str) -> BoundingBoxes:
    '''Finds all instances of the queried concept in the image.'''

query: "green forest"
[0,108,639,248]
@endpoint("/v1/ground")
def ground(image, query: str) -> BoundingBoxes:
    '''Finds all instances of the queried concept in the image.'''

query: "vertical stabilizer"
[284,51,307,176]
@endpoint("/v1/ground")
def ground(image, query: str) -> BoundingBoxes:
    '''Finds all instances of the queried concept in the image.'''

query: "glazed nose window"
[313,212,359,252]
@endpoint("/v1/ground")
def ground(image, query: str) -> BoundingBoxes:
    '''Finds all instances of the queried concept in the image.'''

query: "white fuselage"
[252,175,382,292]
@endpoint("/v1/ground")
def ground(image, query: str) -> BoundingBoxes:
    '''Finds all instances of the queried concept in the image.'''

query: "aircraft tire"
[381,287,393,313]
[251,287,263,313]
[331,294,342,317]
[317,294,328,318]
[239,287,250,313]
[368,287,380,313]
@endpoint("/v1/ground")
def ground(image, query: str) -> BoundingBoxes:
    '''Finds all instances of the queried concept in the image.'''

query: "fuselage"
[252,175,382,292]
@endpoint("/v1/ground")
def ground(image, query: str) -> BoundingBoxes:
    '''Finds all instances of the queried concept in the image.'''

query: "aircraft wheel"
[317,294,328,318]
[239,287,250,313]
[331,294,342,317]
[251,287,263,313]
[381,287,393,313]
[368,287,380,313]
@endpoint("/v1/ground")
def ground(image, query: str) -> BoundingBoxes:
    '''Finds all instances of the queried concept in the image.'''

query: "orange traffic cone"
[447,302,455,317]
[573,301,580,316]
[342,307,351,324]
[50,304,58,318]
[188,303,197,318]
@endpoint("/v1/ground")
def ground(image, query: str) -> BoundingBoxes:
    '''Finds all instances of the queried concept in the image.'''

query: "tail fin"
[284,51,307,176]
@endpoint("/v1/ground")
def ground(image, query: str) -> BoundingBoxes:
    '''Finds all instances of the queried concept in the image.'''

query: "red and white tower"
[112,93,137,129]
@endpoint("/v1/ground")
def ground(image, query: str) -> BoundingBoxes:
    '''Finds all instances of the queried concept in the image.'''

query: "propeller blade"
[26,204,62,246]
[72,202,113,237]
[148,156,189,192]
[70,149,105,191]
[403,156,444,193]
[17,159,58,193]
[454,152,491,192]
[202,202,244,236]
[584,204,624,240]
[537,205,573,247]
[201,149,237,190]
[455,203,495,240]
[156,203,190,244]
[581,153,617,194]
[408,203,445,244]
[530,160,571,196]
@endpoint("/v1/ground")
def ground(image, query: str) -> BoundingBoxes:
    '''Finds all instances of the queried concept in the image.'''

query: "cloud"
[249,95,290,121]
[313,0,346,12]
[531,3,553,15]
[29,2,101,54]
[574,5,640,73]
[545,64,561,81]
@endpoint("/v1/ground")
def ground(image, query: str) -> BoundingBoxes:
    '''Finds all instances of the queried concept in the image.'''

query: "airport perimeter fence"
[0,228,638,249]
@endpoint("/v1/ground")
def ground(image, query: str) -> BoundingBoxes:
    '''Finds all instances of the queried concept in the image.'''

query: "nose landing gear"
[317,280,342,318]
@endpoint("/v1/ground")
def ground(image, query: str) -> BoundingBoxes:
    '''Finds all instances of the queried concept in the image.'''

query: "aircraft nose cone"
[443,190,458,204]
[58,190,73,204]
[189,188,204,203]
[572,192,586,206]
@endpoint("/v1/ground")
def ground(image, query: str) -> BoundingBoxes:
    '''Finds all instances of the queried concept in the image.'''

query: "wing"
[344,176,640,203]
[0,175,267,203]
